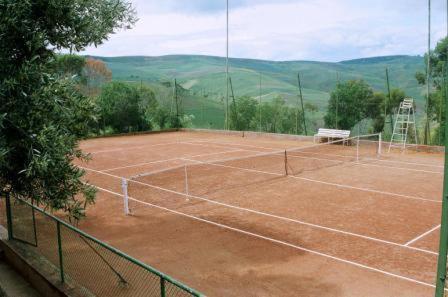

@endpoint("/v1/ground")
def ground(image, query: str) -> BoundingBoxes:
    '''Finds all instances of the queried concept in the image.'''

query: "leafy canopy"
[0,0,136,219]
[324,80,383,131]
[97,81,157,133]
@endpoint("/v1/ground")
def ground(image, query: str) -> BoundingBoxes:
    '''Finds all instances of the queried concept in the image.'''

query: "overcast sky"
[80,0,447,62]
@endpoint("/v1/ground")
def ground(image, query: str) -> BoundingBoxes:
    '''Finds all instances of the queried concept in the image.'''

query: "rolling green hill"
[91,54,426,130]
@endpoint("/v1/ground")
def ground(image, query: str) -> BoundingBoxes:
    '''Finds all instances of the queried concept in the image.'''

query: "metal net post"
[356,135,360,162]
[184,165,190,201]
[378,132,382,156]
[121,178,130,216]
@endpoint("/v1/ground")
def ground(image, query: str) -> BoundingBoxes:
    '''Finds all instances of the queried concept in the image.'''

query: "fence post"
[5,192,13,240]
[56,221,65,283]
[160,277,166,297]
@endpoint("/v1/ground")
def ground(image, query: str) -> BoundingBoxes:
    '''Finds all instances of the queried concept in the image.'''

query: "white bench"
[314,128,350,143]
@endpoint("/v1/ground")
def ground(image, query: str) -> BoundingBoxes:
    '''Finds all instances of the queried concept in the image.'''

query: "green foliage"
[49,55,87,79]
[370,92,386,132]
[97,82,157,132]
[384,88,407,117]
[0,0,136,219]
[96,54,425,110]
[226,94,304,134]
[415,71,426,85]
[324,80,383,131]
[229,96,258,131]
[416,37,448,145]
[431,37,448,89]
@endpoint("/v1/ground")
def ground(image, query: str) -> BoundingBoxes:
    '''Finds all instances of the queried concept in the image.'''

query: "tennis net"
[122,133,381,214]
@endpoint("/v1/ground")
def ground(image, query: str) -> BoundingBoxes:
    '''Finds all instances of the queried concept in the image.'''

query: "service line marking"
[91,184,439,290]
[180,158,440,204]
[81,166,437,256]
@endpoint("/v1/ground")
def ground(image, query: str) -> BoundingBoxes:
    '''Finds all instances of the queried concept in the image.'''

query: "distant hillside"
[89,55,425,132]
[93,54,424,105]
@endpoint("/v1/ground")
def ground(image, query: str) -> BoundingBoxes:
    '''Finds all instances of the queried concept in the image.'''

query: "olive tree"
[0,0,136,219]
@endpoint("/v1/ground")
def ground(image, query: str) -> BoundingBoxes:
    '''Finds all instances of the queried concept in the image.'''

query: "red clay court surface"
[75,130,444,297]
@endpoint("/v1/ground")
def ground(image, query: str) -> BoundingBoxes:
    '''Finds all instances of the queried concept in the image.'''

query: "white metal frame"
[388,98,418,152]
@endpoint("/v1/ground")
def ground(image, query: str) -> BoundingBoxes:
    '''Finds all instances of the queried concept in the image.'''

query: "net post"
[184,165,189,200]
[378,133,382,156]
[121,178,130,216]
[284,150,288,175]
[356,135,360,162]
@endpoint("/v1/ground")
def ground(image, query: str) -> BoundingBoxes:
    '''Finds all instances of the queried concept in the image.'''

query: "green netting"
[127,134,381,202]
[286,134,381,175]
[1,195,202,297]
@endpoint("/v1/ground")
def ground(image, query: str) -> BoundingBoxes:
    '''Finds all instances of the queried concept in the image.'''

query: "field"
[76,130,443,296]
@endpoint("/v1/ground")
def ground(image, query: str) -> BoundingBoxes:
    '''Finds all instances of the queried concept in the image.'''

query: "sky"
[80,0,447,62]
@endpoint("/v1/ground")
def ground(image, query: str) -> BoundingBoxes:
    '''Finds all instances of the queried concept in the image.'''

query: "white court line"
[92,137,442,175]
[92,185,438,290]
[356,161,442,175]
[89,137,214,154]
[187,139,281,151]
[90,141,183,154]
[188,140,443,175]
[180,158,440,204]
[101,149,246,172]
[405,225,441,247]
[103,157,181,172]
[189,139,444,169]
[81,166,437,256]
[373,158,444,169]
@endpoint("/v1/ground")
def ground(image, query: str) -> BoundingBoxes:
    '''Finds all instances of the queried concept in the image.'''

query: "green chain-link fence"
[0,194,203,297]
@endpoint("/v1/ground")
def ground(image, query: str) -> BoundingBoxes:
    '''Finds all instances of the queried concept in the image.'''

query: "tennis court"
[76,130,443,296]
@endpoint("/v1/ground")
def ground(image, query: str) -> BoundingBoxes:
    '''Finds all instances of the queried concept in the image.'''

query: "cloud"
[81,0,447,61]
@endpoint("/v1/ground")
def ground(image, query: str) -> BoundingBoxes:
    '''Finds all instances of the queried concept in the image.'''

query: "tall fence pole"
[434,1,448,295]
[297,72,307,135]
[424,0,431,145]
[385,68,393,133]
[225,0,229,130]
[56,221,65,283]
[174,78,180,129]
[335,73,340,129]
[259,72,262,132]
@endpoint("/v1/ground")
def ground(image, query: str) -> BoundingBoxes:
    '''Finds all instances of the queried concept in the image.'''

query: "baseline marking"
[81,166,437,256]
[187,140,443,175]
[101,149,244,172]
[92,185,438,290]
[89,137,215,154]
[188,139,443,169]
